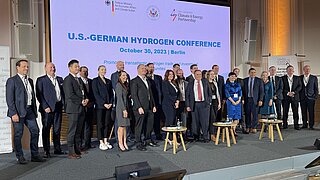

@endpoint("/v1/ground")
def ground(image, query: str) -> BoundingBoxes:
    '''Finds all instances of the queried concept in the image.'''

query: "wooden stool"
[213,122,237,147]
[259,119,283,142]
[162,127,187,154]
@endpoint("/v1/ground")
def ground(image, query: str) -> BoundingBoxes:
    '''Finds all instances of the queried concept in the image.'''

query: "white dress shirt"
[194,79,204,101]
[138,75,149,89]
[287,75,293,92]
[47,74,61,102]
[18,73,32,106]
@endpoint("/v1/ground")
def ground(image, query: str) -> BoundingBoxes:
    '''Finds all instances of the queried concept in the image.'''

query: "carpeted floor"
[0,127,319,180]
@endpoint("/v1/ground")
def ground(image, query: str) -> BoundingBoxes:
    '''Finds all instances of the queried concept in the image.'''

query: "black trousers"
[282,98,299,128]
[67,109,85,154]
[12,107,39,158]
[41,102,62,153]
[82,108,94,148]
[153,106,162,136]
[177,101,187,127]
[191,102,210,140]
[245,98,259,129]
[274,99,282,120]
[96,109,112,140]
[300,98,315,128]
[134,109,154,143]
[209,100,218,134]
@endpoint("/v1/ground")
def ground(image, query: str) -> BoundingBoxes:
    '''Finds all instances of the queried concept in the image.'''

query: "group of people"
[6,59,318,164]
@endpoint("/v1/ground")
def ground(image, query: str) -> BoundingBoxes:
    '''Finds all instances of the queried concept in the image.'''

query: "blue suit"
[6,74,40,158]
[36,75,64,153]
[243,77,264,129]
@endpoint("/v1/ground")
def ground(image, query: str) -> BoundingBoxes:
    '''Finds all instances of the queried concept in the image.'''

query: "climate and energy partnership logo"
[171,9,177,21]
[147,6,160,20]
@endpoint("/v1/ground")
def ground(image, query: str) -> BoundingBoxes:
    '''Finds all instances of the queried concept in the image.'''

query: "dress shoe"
[136,144,147,151]
[44,152,51,158]
[54,150,66,155]
[118,145,127,152]
[31,155,46,162]
[17,156,27,164]
[147,141,159,147]
[68,153,81,159]
[294,127,301,130]
[309,127,315,130]
[203,139,210,143]
[301,126,308,129]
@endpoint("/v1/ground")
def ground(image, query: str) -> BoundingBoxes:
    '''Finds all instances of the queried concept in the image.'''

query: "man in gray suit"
[6,59,45,164]
[186,70,212,143]
[63,59,89,159]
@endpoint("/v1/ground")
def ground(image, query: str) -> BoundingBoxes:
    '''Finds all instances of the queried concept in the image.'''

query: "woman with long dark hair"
[115,70,131,152]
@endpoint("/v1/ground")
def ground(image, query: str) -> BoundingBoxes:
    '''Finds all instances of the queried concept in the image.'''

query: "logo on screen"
[147,6,160,20]
[105,0,110,6]
[171,9,177,21]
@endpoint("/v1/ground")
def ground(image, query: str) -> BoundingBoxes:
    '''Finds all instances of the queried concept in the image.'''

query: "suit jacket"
[36,75,64,112]
[243,77,264,105]
[130,76,155,111]
[63,74,87,113]
[148,74,162,107]
[268,76,283,100]
[299,74,318,100]
[186,74,194,83]
[185,78,212,111]
[6,74,37,118]
[177,80,188,101]
[282,75,302,102]
[92,76,114,109]
[217,75,225,100]
[162,80,180,107]
[79,77,94,110]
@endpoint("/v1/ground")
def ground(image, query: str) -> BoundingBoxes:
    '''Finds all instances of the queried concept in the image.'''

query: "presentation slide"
[50,0,230,78]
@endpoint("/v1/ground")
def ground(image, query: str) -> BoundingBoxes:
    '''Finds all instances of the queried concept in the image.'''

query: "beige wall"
[0,0,11,48]
[303,0,320,75]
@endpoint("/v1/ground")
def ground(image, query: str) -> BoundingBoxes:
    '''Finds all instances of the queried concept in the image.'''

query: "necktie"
[271,77,275,92]
[197,80,202,101]
[249,78,253,97]
[24,76,29,92]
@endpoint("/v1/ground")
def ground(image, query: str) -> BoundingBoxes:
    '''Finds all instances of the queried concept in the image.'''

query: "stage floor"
[0,126,319,180]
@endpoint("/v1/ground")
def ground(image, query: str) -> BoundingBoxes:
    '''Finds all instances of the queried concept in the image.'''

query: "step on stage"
[0,127,319,180]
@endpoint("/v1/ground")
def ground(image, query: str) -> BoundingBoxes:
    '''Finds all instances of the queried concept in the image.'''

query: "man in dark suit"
[300,65,318,130]
[6,59,45,164]
[176,69,189,128]
[282,65,302,130]
[111,61,131,142]
[146,63,163,140]
[131,64,157,151]
[63,59,89,159]
[212,65,225,121]
[186,64,198,83]
[243,68,264,133]
[79,66,95,150]
[268,66,283,121]
[36,62,65,158]
[186,70,212,142]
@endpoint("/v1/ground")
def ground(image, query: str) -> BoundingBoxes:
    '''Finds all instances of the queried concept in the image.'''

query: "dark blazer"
[130,76,155,111]
[36,75,64,112]
[148,74,162,106]
[299,74,318,100]
[185,78,212,111]
[243,77,264,105]
[92,76,114,109]
[79,77,94,108]
[162,80,180,107]
[282,75,302,101]
[217,75,225,100]
[186,74,194,83]
[63,74,86,113]
[268,76,283,100]
[6,74,37,118]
